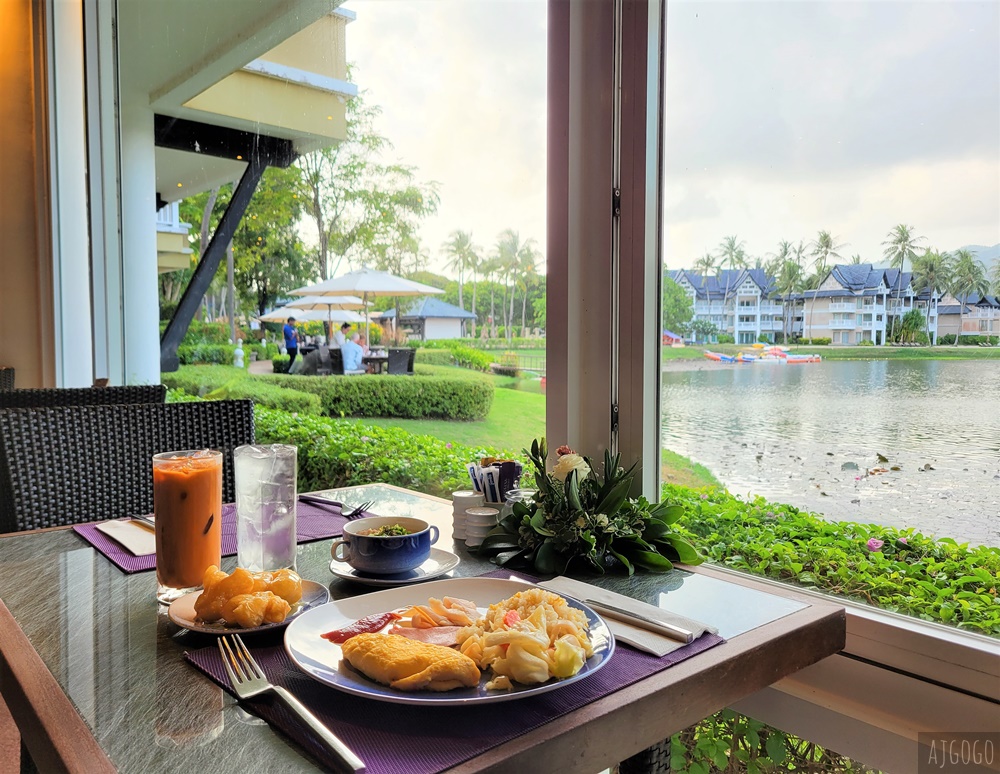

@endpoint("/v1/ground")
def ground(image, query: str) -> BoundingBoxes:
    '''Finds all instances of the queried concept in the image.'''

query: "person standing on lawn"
[283,317,299,368]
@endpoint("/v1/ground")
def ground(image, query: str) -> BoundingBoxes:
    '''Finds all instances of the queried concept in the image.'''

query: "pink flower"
[446,443,452,449]
[897,537,907,545]
[866,538,884,552]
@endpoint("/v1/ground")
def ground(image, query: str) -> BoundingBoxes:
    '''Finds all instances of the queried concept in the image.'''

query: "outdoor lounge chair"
[0,399,254,533]
[0,384,166,408]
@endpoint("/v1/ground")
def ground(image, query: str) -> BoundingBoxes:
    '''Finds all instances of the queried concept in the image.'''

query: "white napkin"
[95,518,156,556]
[539,575,717,657]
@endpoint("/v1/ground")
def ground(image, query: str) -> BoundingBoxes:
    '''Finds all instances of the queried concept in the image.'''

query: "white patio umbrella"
[289,267,444,342]
[258,305,362,324]
[287,295,367,343]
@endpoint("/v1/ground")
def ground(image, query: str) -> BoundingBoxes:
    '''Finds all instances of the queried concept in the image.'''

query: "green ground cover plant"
[414,348,454,366]
[665,484,1000,635]
[205,380,322,415]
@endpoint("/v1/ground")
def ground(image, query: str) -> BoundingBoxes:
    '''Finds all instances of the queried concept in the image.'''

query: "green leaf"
[631,550,674,572]
[566,470,584,512]
[529,509,555,536]
[594,477,632,517]
[609,546,635,575]
[765,733,786,764]
[655,504,686,524]
[534,541,566,575]
[478,534,521,552]
[663,535,703,565]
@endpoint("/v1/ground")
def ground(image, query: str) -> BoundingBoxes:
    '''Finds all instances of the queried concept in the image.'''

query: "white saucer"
[328,547,460,586]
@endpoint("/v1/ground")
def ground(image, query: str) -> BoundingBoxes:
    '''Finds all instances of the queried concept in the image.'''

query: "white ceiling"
[116,0,341,203]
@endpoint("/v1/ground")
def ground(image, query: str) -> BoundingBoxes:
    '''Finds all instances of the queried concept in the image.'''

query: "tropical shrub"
[253,373,494,420]
[161,365,248,396]
[717,334,735,344]
[253,406,519,496]
[858,339,875,347]
[804,337,831,345]
[490,351,520,377]
[939,334,998,346]
[272,354,291,373]
[177,343,240,366]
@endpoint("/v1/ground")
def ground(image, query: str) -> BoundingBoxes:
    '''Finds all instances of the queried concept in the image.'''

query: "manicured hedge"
[273,354,291,373]
[252,372,494,420]
[803,337,832,345]
[253,406,518,496]
[938,334,999,346]
[205,380,322,415]
[666,484,1000,635]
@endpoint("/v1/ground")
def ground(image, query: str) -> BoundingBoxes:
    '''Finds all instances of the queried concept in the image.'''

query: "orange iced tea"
[153,450,222,604]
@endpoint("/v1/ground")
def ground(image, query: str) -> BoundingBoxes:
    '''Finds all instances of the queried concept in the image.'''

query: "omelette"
[341,633,481,691]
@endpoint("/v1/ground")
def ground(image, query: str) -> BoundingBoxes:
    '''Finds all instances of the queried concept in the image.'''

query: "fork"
[218,635,366,772]
[345,500,373,519]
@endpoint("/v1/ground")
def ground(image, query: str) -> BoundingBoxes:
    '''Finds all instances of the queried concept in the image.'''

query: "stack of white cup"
[464,507,500,547]
[451,490,483,541]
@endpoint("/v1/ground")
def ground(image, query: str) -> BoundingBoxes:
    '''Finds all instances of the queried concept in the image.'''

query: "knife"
[129,515,156,532]
[585,598,694,643]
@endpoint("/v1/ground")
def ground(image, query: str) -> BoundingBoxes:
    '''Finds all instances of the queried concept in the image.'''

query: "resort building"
[797,265,939,345]
[670,269,783,344]
[937,293,1000,341]
[375,298,477,341]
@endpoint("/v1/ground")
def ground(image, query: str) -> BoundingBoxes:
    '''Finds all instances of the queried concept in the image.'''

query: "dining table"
[0,483,845,773]
[362,354,389,374]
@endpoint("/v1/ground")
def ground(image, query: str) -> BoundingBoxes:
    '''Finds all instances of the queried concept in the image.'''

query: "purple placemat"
[184,571,725,774]
[72,499,356,574]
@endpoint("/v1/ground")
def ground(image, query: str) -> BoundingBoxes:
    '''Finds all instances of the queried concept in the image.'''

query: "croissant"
[342,633,480,692]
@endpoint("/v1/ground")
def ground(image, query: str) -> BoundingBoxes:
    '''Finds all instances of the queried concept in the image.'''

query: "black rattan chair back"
[0,368,13,392]
[0,384,166,409]
[0,399,254,533]
[406,348,416,375]
[387,348,410,375]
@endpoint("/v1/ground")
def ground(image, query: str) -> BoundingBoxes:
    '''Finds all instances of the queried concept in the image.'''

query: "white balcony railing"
[830,320,855,329]
[828,302,856,312]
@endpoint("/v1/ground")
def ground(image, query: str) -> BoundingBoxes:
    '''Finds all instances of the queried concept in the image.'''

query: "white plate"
[168,580,330,635]
[328,547,460,587]
[283,577,615,705]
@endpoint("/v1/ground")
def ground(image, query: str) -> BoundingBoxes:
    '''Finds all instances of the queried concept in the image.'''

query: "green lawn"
[354,383,545,453]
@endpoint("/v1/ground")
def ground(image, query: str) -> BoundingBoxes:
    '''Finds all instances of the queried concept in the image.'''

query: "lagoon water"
[660,358,1000,547]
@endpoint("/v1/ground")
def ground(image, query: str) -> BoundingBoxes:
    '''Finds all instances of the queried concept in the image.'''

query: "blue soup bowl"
[330,516,440,575]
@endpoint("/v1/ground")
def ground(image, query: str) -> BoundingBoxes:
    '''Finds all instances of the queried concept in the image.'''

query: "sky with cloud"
[344,0,999,274]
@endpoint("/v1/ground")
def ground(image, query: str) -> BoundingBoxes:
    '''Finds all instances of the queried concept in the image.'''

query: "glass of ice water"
[234,444,298,572]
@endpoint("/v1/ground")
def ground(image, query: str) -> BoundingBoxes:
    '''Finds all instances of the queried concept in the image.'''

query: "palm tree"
[495,229,525,339]
[882,224,925,340]
[911,249,951,344]
[694,252,716,279]
[806,230,846,341]
[849,253,864,265]
[949,249,989,347]
[441,230,478,314]
[990,259,1000,297]
[775,259,804,343]
[715,235,746,336]
[516,241,541,335]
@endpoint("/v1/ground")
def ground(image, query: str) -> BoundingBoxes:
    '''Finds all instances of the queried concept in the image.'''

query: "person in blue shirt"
[283,317,299,369]
[341,333,365,372]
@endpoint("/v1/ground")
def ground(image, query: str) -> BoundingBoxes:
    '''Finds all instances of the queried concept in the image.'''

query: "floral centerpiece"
[479,438,703,575]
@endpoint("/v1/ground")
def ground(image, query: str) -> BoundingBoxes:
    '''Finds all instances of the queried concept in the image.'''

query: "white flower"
[552,453,591,482]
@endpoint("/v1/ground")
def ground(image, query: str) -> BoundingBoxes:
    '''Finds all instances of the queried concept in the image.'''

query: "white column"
[49,0,94,386]
[118,104,162,385]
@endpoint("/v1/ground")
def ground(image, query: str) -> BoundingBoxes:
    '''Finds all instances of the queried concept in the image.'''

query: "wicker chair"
[0,384,166,409]
[0,399,254,533]
[387,348,410,375]
[0,368,13,392]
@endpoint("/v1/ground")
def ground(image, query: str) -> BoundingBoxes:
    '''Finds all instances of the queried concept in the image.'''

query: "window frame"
[545,0,1000,767]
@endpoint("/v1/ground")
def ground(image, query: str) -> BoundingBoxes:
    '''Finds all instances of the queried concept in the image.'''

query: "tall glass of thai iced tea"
[153,449,223,604]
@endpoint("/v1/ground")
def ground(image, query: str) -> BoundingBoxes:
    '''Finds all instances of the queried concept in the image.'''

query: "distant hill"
[406,270,451,289]
[954,244,1000,271]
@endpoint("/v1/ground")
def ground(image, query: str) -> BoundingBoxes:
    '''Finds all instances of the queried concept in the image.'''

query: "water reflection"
[661,360,1000,547]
